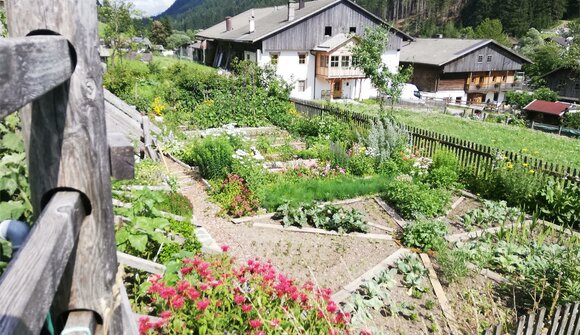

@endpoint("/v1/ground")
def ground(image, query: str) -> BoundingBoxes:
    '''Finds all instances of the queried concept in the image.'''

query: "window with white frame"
[298,53,306,64]
[487,55,493,62]
[341,55,351,68]
[477,55,483,63]
[270,53,279,65]
[330,55,339,67]
[297,80,306,92]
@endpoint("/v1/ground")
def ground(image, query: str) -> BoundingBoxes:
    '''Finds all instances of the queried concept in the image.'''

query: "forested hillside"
[161,0,579,37]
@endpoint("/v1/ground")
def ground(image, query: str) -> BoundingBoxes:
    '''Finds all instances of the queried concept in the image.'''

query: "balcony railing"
[465,82,523,93]
[317,66,366,79]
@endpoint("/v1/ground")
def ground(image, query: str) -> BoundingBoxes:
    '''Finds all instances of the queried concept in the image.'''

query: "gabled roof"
[523,99,572,116]
[400,38,532,67]
[540,60,580,78]
[312,33,359,52]
[196,0,413,44]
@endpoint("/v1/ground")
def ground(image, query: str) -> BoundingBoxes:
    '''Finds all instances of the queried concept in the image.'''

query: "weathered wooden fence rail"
[291,98,579,181]
[484,302,580,335]
[0,0,134,333]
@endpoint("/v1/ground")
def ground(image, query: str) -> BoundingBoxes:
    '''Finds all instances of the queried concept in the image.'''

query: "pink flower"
[328,329,338,335]
[327,302,337,313]
[185,287,200,300]
[180,266,193,275]
[148,274,161,283]
[249,319,262,329]
[234,295,245,305]
[199,283,210,291]
[160,287,176,300]
[221,244,230,252]
[138,317,152,334]
[255,332,266,335]
[159,311,172,319]
[176,280,190,293]
[242,304,252,313]
[197,298,210,311]
[269,319,280,328]
[170,295,185,309]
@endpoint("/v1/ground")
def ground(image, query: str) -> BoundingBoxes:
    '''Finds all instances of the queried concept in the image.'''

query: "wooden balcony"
[465,82,523,93]
[317,66,366,79]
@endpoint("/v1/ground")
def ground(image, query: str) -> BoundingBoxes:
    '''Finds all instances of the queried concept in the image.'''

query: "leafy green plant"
[212,174,259,218]
[275,201,369,234]
[537,178,579,228]
[461,200,522,230]
[396,254,428,295]
[0,115,32,222]
[181,135,234,180]
[436,247,470,284]
[401,219,448,252]
[383,179,451,219]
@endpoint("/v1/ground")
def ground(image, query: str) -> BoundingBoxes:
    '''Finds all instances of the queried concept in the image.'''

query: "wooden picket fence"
[291,98,579,181]
[484,302,580,335]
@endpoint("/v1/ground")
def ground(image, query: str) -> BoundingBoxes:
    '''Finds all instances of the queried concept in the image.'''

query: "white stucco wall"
[422,90,468,103]
[261,50,314,100]
[259,48,401,101]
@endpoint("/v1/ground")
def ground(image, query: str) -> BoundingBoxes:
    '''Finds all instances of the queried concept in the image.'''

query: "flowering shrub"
[212,174,260,218]
[139,253,351,334]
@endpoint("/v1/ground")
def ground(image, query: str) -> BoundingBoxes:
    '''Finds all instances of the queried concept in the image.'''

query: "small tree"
[98,0,140,66]
[352,26,413,113]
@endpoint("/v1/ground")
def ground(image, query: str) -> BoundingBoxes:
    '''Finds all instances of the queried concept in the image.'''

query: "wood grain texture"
[108,132,135,180]
[119,284,139,335]
[0,35,74,119]
[6,0,121,330]
[0,192,84,335]
[62,311,98,335]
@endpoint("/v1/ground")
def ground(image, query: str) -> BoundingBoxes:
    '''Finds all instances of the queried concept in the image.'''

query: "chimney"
[225,16,233,31]
[298,0,305,9]
[249,12,255,33]
[288,0,296,21]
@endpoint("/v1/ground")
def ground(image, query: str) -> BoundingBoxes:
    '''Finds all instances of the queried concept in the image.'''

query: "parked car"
[400,83,425,104]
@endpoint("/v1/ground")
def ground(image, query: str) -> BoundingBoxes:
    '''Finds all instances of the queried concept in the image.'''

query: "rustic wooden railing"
[0,0,134,334]
[484,302,580,335]
[290,98,579,181]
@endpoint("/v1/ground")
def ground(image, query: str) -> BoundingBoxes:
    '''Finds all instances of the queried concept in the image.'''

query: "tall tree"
[149,20,170,47]
[473,19,511,46]
[352,26,413,112]
[98,0,140,65]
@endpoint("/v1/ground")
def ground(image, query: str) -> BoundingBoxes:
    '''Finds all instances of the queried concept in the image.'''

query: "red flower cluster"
[219,174,260,218]
[139,252,355,334]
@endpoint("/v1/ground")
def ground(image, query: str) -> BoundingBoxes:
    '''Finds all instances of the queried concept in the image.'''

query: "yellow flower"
[151,97,165,116]
[522,148,528,152]
[529,169,535,174]
[523,163,529,167]
[505,162,513,170]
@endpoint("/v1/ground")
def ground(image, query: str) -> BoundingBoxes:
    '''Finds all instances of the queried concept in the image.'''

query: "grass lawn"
[328,102,580,168]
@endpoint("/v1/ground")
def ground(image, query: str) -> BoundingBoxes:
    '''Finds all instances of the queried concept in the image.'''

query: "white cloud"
[128,0,174,17]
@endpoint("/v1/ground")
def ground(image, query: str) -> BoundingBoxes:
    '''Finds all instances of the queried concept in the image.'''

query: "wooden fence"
[0,0,135,334]
[484,302,580,335]
[291,98,579,181]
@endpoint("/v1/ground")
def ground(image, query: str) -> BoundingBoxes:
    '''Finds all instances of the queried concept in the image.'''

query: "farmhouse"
[523,99,576,125]
[541,62,580,103]
[195,0,413,100]
[400,38,531,104]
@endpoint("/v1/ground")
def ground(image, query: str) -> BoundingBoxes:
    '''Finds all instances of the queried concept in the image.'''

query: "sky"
[128,0,174,16]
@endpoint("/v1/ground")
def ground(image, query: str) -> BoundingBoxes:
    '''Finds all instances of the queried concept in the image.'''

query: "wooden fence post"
[6,0,121,332]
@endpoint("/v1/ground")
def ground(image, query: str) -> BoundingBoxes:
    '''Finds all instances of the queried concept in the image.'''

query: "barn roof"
[523,99,573,116]
[196,0,413,44]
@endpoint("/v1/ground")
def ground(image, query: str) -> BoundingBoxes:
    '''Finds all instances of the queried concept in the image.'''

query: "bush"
[401,219,448,252]
[563,112,580,130]
[364,115,407,166]
[140,254,349,334]
[436,248,470,284]
[426,150,460,189]
[181,136,234,180]
[383,180,451,219]
[212,174,260,218]
[537,178,579,228]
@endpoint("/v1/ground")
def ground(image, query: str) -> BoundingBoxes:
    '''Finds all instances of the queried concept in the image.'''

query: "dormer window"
[324,26,332,36]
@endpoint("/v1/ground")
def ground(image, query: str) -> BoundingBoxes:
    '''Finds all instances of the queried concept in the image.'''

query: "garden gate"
[0,0,132,333]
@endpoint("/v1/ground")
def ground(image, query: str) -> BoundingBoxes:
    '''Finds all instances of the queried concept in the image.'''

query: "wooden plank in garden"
[6,0,122,329]
[117,252,166,275]
[550,305,563,335]
[108,132,135,180]
[120,283,140,335]
[0,35,74,119]
[0,192,85,334]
